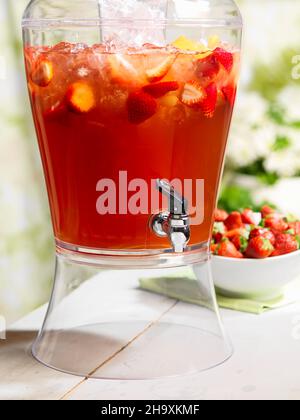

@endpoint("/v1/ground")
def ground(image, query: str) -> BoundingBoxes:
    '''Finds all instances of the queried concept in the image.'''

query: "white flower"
[264,127,300,177]
[265,149,300,177]
[277,85,300,123]
[233,91,269,126]
[226,92,277,167]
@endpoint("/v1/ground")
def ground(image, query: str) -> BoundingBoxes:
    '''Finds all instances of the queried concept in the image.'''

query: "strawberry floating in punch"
[213,47,234,73]
[30,59,54,87]
[66,82,96,114]
[127,91,158,124]
[196,53,220,80]
[200,83,218,118]
[143,81,179,98]
[180,80,207,107]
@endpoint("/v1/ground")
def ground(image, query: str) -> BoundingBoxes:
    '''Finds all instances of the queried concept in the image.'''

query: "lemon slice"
[172,36,211,59]
[208,35,221,50]
[172,36,207,53]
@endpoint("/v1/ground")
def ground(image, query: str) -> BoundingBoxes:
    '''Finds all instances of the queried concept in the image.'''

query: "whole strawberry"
[127,91,157,124]
[288,221,300,236]
[250,228,276,246]
[213,221,226,243]
[272,233,299,257]
[214,208,229,222]
[224,211,244,230]
[231,235,248,253]
[261,205,276,219]
[217,239,243,259]
[245,237,274,259]
[241,208,261,225]
[264,216,289,233]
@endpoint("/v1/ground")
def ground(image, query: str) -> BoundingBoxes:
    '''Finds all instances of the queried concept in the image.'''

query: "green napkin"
[139,274,300,315]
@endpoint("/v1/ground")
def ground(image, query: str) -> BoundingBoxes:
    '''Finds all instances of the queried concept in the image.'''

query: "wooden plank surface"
[1,273,300,400]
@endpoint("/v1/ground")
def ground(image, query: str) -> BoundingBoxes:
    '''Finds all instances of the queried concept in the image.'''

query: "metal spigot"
[151,179,191,253]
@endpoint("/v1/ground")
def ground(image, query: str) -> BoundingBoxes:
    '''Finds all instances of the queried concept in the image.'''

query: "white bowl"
[211,251,300,301]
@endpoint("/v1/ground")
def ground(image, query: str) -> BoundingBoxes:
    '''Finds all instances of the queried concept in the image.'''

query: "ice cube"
[98,0,168,48]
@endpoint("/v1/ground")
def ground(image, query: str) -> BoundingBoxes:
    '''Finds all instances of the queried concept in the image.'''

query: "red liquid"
[25,42,239,251]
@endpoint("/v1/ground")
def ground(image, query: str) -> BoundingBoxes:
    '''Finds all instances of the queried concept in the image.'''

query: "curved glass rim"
[22,17,243,29]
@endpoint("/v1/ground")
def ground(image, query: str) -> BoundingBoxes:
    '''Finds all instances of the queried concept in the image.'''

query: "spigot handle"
[156,179,188,216]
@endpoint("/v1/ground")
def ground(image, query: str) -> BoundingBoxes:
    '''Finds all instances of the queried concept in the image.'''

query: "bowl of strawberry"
[210,206,300,300]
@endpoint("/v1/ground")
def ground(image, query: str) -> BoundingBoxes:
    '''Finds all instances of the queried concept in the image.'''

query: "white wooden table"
[1,277,300,401]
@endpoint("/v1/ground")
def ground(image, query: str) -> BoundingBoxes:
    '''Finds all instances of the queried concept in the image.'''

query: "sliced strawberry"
[241,208,258,225]
[222,84,237,107]
[196,53,220,80]
[146,56,176,83]
[217,239,243,258]
[143,81,179,98]
[66,82,96,113]
[225,227,248,239]
[180,81,206,107]
[213,48,234,73]
[245,237,274,259]
[200,83,218,118]
[31,59,54,87]
[214,208,229,222]
[272,233,299,257]
[127,91,157,124]
[224,211,244,230]
[250,228,276,246]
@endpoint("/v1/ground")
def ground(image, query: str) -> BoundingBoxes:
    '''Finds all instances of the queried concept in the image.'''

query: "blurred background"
[1,0,300,323]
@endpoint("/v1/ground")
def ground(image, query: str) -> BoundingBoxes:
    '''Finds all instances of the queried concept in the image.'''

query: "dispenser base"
[33,321,232,380]
[32,253,233,380]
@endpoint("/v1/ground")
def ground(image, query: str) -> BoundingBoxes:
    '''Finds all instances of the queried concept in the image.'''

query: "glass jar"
[23,0,242,379]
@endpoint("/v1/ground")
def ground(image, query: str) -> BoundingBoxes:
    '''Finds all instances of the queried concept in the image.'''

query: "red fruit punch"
[25,43,239,250]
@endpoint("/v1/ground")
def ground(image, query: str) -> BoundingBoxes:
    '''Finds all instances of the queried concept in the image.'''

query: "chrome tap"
[151,179,191,253]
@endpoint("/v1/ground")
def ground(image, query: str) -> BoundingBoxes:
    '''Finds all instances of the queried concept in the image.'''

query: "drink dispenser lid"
[23,0,242,28]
